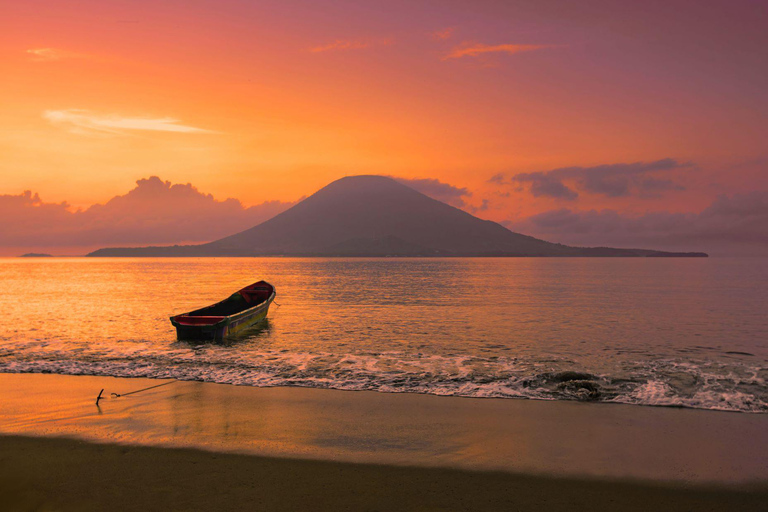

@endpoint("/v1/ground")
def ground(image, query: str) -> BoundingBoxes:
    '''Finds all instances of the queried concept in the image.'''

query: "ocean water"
[1,257,766,413]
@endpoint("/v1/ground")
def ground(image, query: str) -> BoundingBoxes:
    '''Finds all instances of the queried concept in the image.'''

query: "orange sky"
[1,0,767,232]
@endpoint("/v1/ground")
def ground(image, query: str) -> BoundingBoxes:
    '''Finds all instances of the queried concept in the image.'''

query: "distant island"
[88,176,708,258]
[20,253,53,258]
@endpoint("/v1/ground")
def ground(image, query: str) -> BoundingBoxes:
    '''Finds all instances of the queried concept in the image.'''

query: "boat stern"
[170,314,229,341]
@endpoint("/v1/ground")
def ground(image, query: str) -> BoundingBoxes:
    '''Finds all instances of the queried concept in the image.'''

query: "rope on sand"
[110,380,177,398]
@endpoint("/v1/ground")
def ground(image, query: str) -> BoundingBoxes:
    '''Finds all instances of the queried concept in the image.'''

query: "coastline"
[2,373,767,482]
[2,373,768,510]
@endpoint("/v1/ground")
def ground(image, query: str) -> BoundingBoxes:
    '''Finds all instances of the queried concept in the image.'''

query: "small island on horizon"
[88,176,708,258]
[20,253,54,258]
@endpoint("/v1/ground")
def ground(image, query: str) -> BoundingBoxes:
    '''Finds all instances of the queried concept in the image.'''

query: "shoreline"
[3,372,768,510]
[3,358,764,414]
[6,368,766,415]
[2,373,768,484]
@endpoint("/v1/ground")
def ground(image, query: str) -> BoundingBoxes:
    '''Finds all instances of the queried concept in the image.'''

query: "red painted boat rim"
[171,315,226,326]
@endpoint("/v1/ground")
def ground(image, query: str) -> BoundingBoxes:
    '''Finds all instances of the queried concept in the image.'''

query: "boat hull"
[170,282,276,342]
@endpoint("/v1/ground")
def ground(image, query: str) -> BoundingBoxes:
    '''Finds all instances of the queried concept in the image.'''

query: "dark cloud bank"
[492,158,767,254]
[0,177,294,254]
[491,158,690,200]
[506,191,768,255]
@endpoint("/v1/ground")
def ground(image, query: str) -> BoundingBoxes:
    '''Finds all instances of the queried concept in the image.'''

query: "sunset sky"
[1,0,766,255]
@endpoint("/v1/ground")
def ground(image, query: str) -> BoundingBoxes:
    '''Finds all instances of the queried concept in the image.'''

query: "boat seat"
[241,289,270,303]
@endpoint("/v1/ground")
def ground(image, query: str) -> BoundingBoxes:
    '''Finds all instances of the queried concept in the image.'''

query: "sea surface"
[1,257,766,413]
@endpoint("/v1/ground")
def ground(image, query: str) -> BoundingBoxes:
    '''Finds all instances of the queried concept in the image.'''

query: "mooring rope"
[110,380,177,398]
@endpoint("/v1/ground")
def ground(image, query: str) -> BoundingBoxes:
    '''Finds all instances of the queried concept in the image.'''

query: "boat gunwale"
[170,284,275,328]
[222,291,275,324]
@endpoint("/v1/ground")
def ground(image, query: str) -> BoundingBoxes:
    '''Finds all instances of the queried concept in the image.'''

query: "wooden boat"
[170,281,276,341]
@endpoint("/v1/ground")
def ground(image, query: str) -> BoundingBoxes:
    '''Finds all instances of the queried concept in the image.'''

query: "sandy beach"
[1,373,767,510]
[4,435,768,512]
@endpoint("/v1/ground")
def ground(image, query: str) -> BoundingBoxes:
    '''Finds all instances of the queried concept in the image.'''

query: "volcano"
[88,175,707,257]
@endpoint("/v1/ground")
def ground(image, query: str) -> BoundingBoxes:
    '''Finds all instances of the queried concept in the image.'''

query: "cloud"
[639,177,686,195]
[467,198,490,213]
[494,159,690,200]
[43,109,214,135]
[487,173,507,185]
[0,177,294,254]
[309,38,392,53]
[431,27,455,40]
[443,43,557,60]
[504,191,768,255]
[26,48,84,61]
[509,172,580,200]
[393,176,471,208]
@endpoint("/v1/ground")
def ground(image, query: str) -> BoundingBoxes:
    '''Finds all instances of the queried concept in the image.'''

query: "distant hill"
[20,253,53,258]
[88,176,707,257]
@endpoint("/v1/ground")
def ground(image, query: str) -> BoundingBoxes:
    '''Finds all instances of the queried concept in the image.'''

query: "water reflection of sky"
[0,257,766,411]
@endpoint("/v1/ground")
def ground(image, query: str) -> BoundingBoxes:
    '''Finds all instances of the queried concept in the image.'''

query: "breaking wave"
[1,344,765,413]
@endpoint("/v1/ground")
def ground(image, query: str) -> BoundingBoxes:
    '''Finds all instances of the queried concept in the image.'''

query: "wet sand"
[1,373,767,510]
[3,435,768,512]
